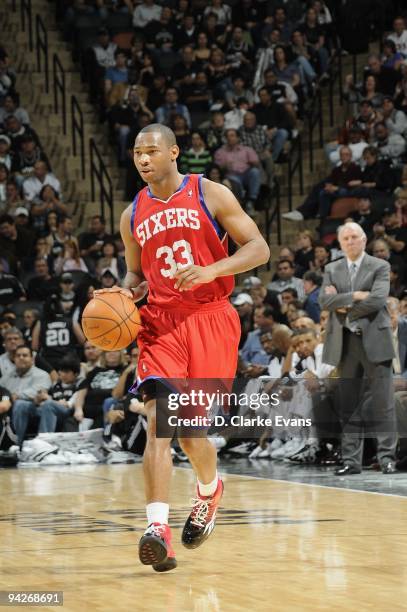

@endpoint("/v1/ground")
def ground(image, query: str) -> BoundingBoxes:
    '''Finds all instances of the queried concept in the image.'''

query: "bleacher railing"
[90,138,114,233]
[35,14,49,93]
[287,135,304,212]
[264,181,282,267]
[71,95,86,180]
[20,0,33,50]
[52,53,66,135]
[328,50,344,126]
[307,87,324,173]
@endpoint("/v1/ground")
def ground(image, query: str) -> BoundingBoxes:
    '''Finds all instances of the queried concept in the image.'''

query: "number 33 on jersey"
[131,174,234,308]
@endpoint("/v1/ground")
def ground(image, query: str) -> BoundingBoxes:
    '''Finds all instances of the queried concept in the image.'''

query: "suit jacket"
[319,254,394,366]
[398,317,407,378]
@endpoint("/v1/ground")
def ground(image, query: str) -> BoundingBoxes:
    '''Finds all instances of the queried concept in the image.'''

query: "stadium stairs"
[1,0,129,230]
[1,4,374,270]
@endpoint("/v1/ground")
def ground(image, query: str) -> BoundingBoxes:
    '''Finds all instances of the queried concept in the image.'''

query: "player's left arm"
[174,180,270,290]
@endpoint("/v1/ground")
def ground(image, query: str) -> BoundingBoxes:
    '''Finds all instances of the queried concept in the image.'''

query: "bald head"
[136,123,177,147]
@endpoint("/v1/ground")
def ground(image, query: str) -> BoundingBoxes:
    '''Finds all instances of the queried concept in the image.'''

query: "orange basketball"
[81,292,142,351]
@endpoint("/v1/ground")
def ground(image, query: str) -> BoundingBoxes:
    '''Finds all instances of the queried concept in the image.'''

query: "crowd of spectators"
[1,5,407,468]
[60,0,374,214]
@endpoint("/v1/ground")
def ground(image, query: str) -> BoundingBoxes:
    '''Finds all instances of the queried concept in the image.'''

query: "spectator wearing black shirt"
[171,46,200,89]
[180,71,212,127]
[146,74,167,112]
[373,121,405,167]
[144,6,176,46]
[176,13,199,49]
[0,92,30,127]
[299,6,329,75]
[253,88,291,161]
[0,260,25,307]
[32,294,84,371]
[0,214,35,267]
[4,116,41,153]
[74,350,127,428]
[79,215,112,273]
[11,135,50,183]
[107,87,154,164]
[35,358,80,433]
[224,26,255,81]
[364,53,401,97]
[205,111,227,152]
[378,207,407,257]
[348,198,380,242]
[318,146,363,218]
[27,257,59,301]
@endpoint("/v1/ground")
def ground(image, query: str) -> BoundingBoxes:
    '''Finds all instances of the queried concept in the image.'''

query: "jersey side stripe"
[197,175,226,241]
[130,193,140,235]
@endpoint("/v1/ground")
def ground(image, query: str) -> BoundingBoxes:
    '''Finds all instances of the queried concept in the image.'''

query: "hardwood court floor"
[1,464,407,612]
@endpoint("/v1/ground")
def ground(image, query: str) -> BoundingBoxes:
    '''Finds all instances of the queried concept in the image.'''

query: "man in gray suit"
[319,222,397,475]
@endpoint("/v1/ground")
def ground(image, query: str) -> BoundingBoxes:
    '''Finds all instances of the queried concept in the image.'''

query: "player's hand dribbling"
[172,265,216,291]
[93,282,148,302]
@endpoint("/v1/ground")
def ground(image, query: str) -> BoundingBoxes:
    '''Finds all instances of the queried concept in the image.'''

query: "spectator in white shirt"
[388,16,407,58]
[92,29,117,70]
[268,259,305,301]
[382,96,407,138]
[328,127,368,166]
[133,0,162,29]
[1,345,52,445]
[23,161,61,203]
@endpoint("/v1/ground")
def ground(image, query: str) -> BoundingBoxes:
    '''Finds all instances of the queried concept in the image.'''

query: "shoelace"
[190,497,211,528]
[145,523,166,538]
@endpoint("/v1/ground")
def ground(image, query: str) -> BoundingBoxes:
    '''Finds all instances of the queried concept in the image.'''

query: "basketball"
[81,292,142,351]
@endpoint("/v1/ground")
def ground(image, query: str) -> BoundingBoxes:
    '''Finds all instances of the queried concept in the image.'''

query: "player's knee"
[178,436,207,455]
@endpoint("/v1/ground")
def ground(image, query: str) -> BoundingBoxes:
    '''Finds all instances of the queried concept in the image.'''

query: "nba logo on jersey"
[188,189,193,197]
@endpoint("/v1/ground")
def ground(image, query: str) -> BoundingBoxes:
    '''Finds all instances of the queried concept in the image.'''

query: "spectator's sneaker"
[270,438,302,460]
[287,444,318,464]
[249,444,266,459]
[208,435,227,451]
[171,447,188,462]
[182,479,224,549]
[249,439,282,459]
[282,211,304,221]
[139,523,177,572]
[228,441,257,455]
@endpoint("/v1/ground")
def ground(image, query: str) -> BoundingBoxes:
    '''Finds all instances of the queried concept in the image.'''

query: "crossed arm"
[319,262,390,319]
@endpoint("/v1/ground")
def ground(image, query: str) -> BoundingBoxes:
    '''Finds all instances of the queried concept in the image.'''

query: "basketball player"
[95,124,269,572]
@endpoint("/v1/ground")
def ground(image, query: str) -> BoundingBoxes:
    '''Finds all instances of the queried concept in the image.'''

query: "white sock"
[198,472,219,498]
[146,502,169,525]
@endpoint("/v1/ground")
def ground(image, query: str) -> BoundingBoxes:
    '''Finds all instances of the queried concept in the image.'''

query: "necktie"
[349,262,357,290]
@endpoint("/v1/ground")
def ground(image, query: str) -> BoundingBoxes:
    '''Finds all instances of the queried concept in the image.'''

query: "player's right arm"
[94,205,148,302]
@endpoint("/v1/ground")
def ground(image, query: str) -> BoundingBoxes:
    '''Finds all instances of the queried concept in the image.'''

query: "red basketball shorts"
[135,299,240,386]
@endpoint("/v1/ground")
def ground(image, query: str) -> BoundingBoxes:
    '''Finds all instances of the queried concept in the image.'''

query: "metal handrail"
[89,138,114,233]
[287,134,304,212]
[71,95,86,179]
[328,50,344,126]
[20,0,33,50]
[35,14,49,92]
[264,180,281,265]
[52,53,66,135]
[306,87,324,173]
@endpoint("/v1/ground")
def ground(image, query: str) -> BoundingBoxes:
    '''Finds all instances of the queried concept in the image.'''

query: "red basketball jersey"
[131,174,234,308]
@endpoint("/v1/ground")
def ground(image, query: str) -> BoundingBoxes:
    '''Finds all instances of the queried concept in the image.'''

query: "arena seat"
[112,31,134,50]
[330,197,360,218]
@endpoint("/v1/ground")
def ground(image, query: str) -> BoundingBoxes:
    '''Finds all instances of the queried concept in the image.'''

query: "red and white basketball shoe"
[181,479,224,549]
[139,523,177,572]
